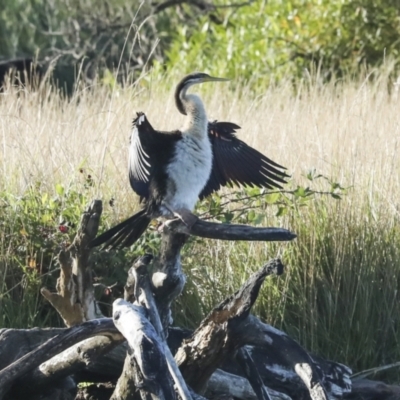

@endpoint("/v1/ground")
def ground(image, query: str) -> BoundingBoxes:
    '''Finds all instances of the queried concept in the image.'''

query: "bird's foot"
[161,203,198,229]
[156,220,165,233]
[173,208,198,229]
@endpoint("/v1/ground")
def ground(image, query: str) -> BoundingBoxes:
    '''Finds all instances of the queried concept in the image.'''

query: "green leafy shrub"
[0,174,133,327]
[166,0,400,83]
[3,0,400,88]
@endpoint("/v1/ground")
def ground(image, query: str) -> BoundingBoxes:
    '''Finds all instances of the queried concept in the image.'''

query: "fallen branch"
[207,369,291,400]
[232,317,345,399]
[347,378,400,400]
[13,335,125,397]
[0,319,120,400]
[2,321,395,399]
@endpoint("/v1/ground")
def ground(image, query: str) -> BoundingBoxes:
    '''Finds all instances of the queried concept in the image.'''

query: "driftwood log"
[0,200,399,400]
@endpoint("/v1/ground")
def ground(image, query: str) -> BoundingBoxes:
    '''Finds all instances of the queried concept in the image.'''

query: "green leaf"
[55,184,64,196]
[223,212,234,223]
[266,192,280,204]
[248,210,256,221]
[276,206,288,217]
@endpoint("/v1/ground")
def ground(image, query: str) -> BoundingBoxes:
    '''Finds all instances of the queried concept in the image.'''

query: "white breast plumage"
[165,134,212,211]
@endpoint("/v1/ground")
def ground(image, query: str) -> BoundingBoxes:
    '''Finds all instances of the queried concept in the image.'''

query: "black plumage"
[201,121,288,198]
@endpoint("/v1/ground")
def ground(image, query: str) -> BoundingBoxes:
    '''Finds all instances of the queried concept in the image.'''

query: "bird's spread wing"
[200,121,289,199]
[129,113,153,200]
[128,112,180,201]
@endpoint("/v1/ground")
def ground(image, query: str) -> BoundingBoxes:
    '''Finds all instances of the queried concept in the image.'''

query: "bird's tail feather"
[90,208,151,250]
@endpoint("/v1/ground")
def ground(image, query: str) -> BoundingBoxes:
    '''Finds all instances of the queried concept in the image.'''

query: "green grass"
[0,70,400,379]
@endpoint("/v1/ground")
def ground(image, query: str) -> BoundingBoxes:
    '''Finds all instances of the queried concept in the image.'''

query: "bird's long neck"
[176,86,208,139]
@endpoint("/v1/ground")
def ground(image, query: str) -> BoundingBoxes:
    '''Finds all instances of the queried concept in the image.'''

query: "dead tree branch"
[152,0,254,14]
[41,200,103,327]
[233,317,339,400]
[164,217,297,241]
[15,335,125,397]
[175,259,284,393]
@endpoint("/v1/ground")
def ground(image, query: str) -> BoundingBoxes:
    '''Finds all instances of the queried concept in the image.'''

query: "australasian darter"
[90,72,289,250]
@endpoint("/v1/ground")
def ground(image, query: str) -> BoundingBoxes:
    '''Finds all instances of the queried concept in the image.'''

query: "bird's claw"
[173,208,198,229]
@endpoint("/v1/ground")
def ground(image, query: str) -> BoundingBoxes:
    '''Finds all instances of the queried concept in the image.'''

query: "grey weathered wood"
[207,369,292,400]
[12,334,125,396]
[41,200,104,327]
[110,353,139,400]
[0,328,64,371]
[175,259,284,394]
[152,231,188,333]
[126,256,192,400]
[294,363,328,400]
[233,317,331,400]
[0,318,119,400]
[345,378,400,400]
[112,299,176,400]
[124,254,153,303]
[164,217,297,242]
[236,348,272,400]
[2,324,398,400]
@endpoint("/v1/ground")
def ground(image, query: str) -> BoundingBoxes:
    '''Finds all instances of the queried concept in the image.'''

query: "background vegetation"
[1,0,400,383]
[2,0,400,85]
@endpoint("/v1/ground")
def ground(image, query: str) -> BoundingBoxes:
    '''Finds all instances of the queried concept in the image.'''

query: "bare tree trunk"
[111,300,176,400]
[123,255,193,400]
[152,231,188,334]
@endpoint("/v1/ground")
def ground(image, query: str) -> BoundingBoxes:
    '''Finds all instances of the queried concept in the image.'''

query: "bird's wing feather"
[200,121,289,199]
[129,112,181,201]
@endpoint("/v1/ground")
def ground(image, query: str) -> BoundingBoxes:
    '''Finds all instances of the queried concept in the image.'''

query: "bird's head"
[180,72,229,86]
[175,72,229,115]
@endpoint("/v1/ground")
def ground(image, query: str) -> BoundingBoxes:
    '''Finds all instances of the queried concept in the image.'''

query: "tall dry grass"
[1,71,400,374]
[2,73,399,201]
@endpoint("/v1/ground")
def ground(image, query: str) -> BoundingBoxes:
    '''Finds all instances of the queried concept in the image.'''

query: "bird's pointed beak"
[205,75,230,83]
